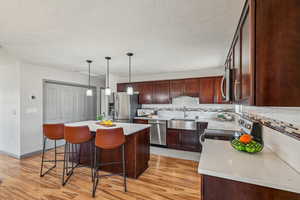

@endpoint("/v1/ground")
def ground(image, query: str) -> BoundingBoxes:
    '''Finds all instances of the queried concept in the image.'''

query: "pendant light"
[105,57,112,96]
[86,60,93,96]
[126,52,134,95]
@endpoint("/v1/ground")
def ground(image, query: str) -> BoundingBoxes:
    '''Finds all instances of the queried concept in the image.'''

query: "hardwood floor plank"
[0,148,200,200]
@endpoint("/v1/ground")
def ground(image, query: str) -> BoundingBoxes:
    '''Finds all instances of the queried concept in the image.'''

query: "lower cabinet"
[167,129,201,152]
[133,119,148,124]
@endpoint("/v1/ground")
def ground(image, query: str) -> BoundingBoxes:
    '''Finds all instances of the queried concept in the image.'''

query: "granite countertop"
[65,121,151,136]
[198,139,300,194]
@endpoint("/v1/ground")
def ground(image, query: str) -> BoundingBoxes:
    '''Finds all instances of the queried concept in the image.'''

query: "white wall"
[19,63,104,156]
[0,50,21,157]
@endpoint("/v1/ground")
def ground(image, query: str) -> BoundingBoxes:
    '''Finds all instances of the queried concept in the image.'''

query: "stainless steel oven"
[148,120,167,146]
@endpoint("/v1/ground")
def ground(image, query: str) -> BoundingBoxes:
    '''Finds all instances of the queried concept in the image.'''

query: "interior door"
[44,82,96,124]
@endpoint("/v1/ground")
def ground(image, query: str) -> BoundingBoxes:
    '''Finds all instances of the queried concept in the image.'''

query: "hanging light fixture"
[105,57,112,96]
[126,52,134,95]
[86,60,93,96]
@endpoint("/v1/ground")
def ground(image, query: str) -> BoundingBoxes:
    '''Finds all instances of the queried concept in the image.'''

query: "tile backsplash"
[142,104,235,112]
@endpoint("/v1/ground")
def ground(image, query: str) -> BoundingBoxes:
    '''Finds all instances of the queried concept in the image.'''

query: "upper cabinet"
[170,79,185,99]
[152,81,170,104]
[185,78,200,97]
[227,0,300,106]
[117,76,223,104]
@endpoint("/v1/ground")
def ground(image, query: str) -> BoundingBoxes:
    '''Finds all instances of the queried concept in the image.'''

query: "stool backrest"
[64,126,92,144]
[43,124,64,140]
[95,128,125,149]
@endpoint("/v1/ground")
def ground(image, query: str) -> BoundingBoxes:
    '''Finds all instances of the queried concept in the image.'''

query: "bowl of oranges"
[231,134,263,154]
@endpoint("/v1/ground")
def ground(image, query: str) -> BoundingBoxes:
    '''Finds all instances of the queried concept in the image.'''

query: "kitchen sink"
[168,119,196,130]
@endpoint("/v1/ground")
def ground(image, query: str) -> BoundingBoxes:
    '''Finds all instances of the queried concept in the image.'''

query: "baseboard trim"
[0,150,20,159]
[20,144,65,159]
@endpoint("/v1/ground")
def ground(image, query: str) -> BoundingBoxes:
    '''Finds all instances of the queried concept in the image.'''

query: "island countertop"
[198,139,300,194]
[65,120,151,135]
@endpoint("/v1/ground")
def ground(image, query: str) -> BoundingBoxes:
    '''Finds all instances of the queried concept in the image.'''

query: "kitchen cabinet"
[170,79,185,99]
[167,129,200,152]
[185,78,199,97]
[117,76,223,105]
[226,0,300,106]
[133,119,148,124]
[138,82,153,104]
[166,129,180,149]
[199,77,215,104]
[152,81,170,104]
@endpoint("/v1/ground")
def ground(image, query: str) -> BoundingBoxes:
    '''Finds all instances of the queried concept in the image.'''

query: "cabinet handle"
[221,76,226,99]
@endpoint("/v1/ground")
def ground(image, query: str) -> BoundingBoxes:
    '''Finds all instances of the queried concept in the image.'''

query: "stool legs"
[92,144,127,198]
[40,137,64,177]
[62,141,94,186]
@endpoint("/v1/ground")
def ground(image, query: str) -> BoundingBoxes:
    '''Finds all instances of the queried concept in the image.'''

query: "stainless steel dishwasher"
[148,120,167,146]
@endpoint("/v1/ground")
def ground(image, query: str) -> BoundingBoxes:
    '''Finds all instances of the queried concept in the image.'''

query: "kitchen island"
[65,121,151,179]
[199,139,300,200]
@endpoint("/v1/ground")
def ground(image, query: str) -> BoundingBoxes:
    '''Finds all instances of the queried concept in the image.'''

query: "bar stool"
[62,126,94,186]
[40,123,65,177]
[92,128,127,197]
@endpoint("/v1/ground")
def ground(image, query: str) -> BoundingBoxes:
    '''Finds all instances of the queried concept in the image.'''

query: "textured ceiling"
[0,0,244,76]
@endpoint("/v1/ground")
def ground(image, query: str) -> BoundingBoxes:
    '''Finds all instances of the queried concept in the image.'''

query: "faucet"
[183,106,188,119]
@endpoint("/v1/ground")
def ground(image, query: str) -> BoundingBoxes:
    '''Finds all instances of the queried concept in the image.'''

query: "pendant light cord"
[88,62,91,89]
[105,57,111,88]
[129,55,131,83]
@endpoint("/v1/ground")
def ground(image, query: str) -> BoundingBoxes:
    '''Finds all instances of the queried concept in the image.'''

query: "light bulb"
[105,88,111,96]
[86,89,93,96]
[127,86,134,95]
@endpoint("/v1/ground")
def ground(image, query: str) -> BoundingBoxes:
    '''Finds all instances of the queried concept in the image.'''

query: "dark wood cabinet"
[185,78,200,97]
[201,175,300,200]
[166,129,180,149]
[133,119,148,124]
[138,82,153,104]
[170,79,185,99]
[117,76,223,105]
[167,129,200,152]
[152,81,170,104]
[199,77,215,104]
[226,0,300,106]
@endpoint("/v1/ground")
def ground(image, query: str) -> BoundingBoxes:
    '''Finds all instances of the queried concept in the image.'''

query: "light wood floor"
[0,148,201,200]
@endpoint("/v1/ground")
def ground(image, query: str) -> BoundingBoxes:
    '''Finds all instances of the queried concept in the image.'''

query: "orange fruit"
[239,134,252,144]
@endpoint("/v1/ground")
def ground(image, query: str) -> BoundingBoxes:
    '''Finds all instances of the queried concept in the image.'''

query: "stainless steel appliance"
[221,66,233,102]
[201,116,263,144]
[168,119,196,130]
[113,92,140,123]
[148,120,167,146]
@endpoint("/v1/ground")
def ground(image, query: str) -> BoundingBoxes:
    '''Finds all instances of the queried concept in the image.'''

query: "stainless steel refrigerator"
[113,92,140,123]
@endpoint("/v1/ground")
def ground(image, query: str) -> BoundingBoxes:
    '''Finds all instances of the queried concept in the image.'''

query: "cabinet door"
[167,129,180,149]
[233,36,242,102]
[241,12,251,102]
[133,119,148,124]
[117,83,127,92]
[185,78,200,97]
[139,82,153,104]
[170,79,185,99]
[153,81,170,104]
[180,130,200,152]
[199,78,215,103]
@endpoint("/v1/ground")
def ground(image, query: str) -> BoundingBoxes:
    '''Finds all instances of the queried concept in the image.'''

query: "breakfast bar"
[65,121,151,179]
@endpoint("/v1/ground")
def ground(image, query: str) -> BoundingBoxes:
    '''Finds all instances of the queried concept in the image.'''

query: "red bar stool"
[62,126,94,186]
[92,128,127,197]
[40,123,65,177]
